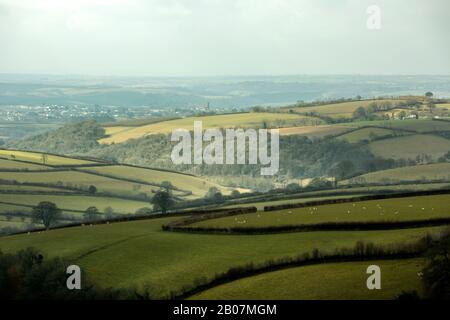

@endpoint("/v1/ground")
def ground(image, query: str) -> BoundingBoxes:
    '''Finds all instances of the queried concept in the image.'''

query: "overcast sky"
[0,0,449,77]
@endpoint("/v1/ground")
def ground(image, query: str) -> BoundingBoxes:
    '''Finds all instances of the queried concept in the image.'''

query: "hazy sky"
[0,0,449,76]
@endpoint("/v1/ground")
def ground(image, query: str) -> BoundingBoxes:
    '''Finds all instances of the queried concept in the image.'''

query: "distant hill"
[100,112,323,144]
[9,120,105,155]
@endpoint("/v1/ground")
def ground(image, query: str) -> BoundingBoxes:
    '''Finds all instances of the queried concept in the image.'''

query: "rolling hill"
[100,112,323,144]
[191,259,423,300]
[0,213,444,298]
[0,149,237,231]
[281,99,404,119]
[344,163,450,185]
[368,134,450,161]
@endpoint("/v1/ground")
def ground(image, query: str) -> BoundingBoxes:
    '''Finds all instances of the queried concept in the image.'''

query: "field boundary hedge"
[263,189,450,212]
[170,233,442,300]
[159,189,450,235]
[162,217,450,235]
[0,148,109,164]
[75,168,191,195]
[3,206,258,237]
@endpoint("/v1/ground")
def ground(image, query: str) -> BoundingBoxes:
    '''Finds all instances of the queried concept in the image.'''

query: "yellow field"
[344,163,450,184]
[369,134,450,160]
[283,99,403,119]
[0,149,95,166]
[103,126,133,136]
[100,112,320,144]
[279,125,350,137]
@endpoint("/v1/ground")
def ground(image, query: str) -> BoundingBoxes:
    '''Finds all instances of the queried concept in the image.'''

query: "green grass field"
[0,194,150,214]
[0,170,160,197]
[278,125,351,137]
[193,195,450,229]
[0,158,50,170]
[220,183,450,211]
[0,184,74,193]
[191,259,424,300]
[100,112,322,144]
[0,202,31,214]
[345,119,450,133]
[222,194,367,211]
[345,163,450,185]
[0,216,443,298]
[337,127,409,143]
[0,149,95,166]
[79,165,235,197]
[283,100,404,119]
[369,134,450,161]
[0,149,233,200]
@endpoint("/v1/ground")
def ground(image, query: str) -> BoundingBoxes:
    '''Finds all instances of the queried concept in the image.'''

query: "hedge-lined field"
[0,149,233,200]
[278,125,350,137]
[191,259,423,300]
[0,184,74,193]
[337,127,408,143]
[282,100,403,119]
[192,195,450,229]
[0,202,31,214]
[369,134,450,161]
[79,165,233,197]
[344,119,450,132]
[0,216,443,298]
[0,194,150,214]
[0,149,95,166]
[222,194,367,211]
[100,112,322,144]
[0,170,160,197]
[0,158,50,170]
[344,163,450,185]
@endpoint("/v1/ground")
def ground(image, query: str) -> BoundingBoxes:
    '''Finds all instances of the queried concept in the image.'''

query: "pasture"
[79,165,232,197]
[0,193,150,214]
[337,127,408,143]
[191,259,423,300]
[100,112,322,144]
[345,163,450,185]
[346,119,450,133]
[0,216,443,298]
[279,125,350,137]
[0,149,95,166]
[192,194,450,229]
[222,194,367,211]
[0,184,74,193]
[368,134,450,161]
[0,158,50,170]
[0,170,160,197]
[283,99,403,119]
